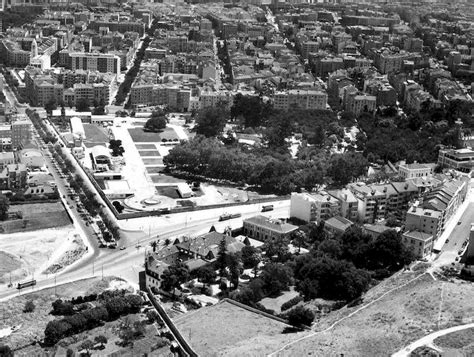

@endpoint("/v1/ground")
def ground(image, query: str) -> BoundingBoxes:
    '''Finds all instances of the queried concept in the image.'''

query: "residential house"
[243,215,298,242]
[402,230,434,259]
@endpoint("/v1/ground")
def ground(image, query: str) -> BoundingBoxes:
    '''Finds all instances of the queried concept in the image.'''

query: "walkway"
[392,323,474,357]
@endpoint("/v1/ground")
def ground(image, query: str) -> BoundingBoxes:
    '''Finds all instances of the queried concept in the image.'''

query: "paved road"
[392,322,474,357]
[0,201,289,301]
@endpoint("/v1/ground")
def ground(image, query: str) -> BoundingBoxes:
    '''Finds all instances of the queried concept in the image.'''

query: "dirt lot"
[128,127,178,142]
[269,272,474,356]
[260,287,299,314]
[174,300,296,357]
[0,226,77,285]
[0,277,128,351]
[0,202,71,234]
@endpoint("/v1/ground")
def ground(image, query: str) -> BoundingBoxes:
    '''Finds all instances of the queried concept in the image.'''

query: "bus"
[17,280,37,290]
[261,205,274,212]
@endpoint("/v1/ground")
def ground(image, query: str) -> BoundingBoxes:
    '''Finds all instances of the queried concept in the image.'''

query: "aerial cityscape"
[0,0,473,355]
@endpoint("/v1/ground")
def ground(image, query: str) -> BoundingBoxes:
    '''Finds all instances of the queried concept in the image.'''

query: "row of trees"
[164,135,368,193]
[45,292,143,345]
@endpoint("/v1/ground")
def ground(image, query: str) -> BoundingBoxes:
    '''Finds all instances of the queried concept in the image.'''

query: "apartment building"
[373,49,410,74]
[328,188,359,221]
[11,120,32,148]
[273,89,328,111]
[290,192,341,223]
[69,53,120,75]
[344,93,376,116]
[199,88,234,111]
[438,148,474,172]
[405,207,442,239]
[402,230,434,259]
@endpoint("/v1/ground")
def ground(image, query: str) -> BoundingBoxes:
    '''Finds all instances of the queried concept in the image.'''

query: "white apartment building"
[273,89,328,111]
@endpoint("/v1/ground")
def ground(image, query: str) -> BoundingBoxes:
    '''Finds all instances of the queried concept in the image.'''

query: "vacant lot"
[270,273,474,356]
[434,327,474,355]
[156,186,180,199]
[138,150,160,157]
[0,202,71,234]
[128,127,178,142]
[83,124,109,148]
[151,175,184,184]
[1,277,126,351]
[174,300,295,357]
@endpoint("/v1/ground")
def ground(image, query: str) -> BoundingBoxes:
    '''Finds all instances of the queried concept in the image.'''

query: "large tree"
[0,195,9,221]
[194,107,228,137]
[260,263,293,297]
[160,261,190,293]
[144,115,167,132]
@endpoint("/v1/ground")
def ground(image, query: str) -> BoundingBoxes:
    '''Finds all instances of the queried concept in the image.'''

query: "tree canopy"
[144,113,167,132]
[194,106,228,137]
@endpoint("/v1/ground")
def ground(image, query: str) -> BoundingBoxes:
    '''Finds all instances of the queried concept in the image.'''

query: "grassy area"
[271,272,474,356]
[0,203,71,234]
[151,175,184,184]
[0,251,21,279]
[83,124,110,148]
[156,186,180,199]
[135,144,157,150]
[174,300,293,356]
[128,127,178,143]
[434,327,474,350]
[1,277,124,350]
[146,167,164,174]
[142,158,163,166]
[260,287,299,314]
[138,150,160,157]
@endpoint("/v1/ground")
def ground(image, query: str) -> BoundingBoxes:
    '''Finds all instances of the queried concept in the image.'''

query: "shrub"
[287,306,315,327]
[281,295,303,311]
[24,300,35,313]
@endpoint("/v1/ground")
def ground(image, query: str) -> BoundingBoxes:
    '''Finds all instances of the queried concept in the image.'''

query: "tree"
[144,116,167,132]
[240,246,261,272]
[0,345,13,357]
[109,139,125,157]
[196,266,217,288]
[80,339,94,356]
[44,99,57,114]
[76,98,90,112]
[0,195,9,221]
[217,236,228,278]
[44,320,73,345]
[23,300,35,313]
[194,107,228,137]
[260,263,293,297]
[95,335,108,348]
[263,236,290,262]
[287,306,315,327]
[146,310,160,324]
[160,261,190,293]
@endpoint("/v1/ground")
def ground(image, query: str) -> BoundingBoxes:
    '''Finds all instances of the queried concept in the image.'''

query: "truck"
[17,279,37,290]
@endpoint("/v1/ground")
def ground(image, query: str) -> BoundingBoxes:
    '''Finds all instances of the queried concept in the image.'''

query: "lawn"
[151,175,185,184]
[135,144,157,150]
[146,167,165,174]
[138,150,160,157]
[0,203,71,234]
[156,186,180,199]
[174,300,293,357]
[142,158,163,166]
[260,287,299,314]
[83,124,110,148]
[128,127,178,143]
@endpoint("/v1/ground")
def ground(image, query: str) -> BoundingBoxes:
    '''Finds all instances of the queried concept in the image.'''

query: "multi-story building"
[328,188,359,221]
[398,162,436,180]
[11,120,32,149]
[373,49,410,74]
[290,192,341,223]
[402,230,434,259]
[438,148,474,172]
[405,207,442,239]
[273,89,328,111]
[344,93,376,116]
[243,215,298,242]
[69,53,120,75]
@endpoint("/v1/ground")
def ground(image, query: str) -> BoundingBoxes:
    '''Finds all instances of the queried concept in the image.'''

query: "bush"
[287,306,315,327]
[24,300,35,313]
[281,295,303,311]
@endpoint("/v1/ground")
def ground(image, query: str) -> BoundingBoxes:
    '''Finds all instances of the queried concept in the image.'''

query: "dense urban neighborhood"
[0,0,473,356]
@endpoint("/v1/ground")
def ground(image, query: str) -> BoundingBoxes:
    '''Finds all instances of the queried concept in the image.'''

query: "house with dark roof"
[324,216,354,236]
[144,231,245,290]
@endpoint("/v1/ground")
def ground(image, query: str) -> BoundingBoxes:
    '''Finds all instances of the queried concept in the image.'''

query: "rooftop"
[244,215,298,234]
